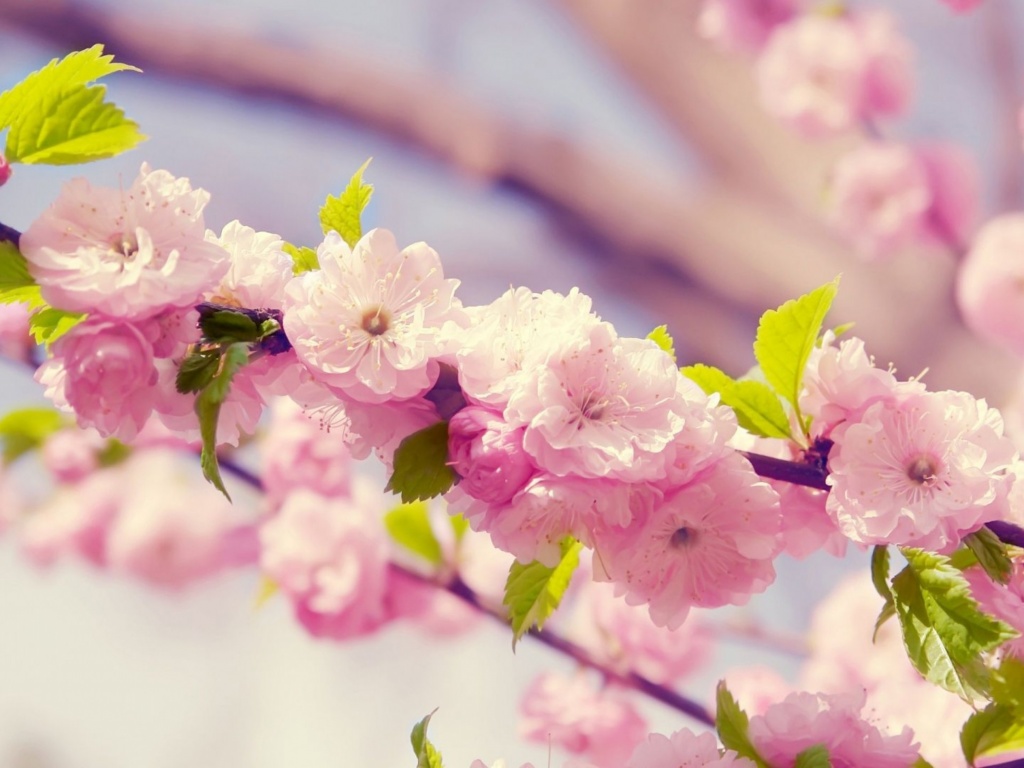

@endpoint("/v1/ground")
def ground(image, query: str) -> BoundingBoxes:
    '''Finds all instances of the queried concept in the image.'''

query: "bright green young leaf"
[0,407,65,463]
[195,343,249,500]
[911,758,936,768]
[28,307,85,346]
[647,325,676,363]
[384,421,457,503]
[197,309,260,343]
[504,538,582,649]
[282,242,319,274]
[410,710,446,768]
[715,681,769,768]
[320,158,374,247]
[384,501,443,566]
[449,513,470,543]
[961,703,1024,766]
[871,545,895,639]
[682,363,792,439]
[891,548,1019,704]
[0,44,139,129]
[97,438,130,467]
[6,84,145,165]
[991,657,1024,709]
[0,240,45,309]
[963,528,1013,585]
[176,349,222,395]
[753,278,840,428]
[793,744,832,768]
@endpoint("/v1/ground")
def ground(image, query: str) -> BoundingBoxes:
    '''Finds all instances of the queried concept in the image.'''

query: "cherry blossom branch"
[739,450,828,491]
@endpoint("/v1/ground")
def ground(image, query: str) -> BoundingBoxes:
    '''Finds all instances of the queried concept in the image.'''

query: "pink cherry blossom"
[625,729,757,768]
[958,214,1024,355]
[20,163,229,318]
[519,671,647,768]
[0,153,10,186]
[38,318,160,441]
[0,301,30,358]
[506,323,689,482]
[721,666,794,717]
[593,454,782,629]
[448,406,535,505]
[283,228,464,404]
[941,0,983,11]
[259,484,392,640]
[697,0,799,54]
[916,142,979,249]
[826,389,1018,550]
[964,560,1024,658]
[748,689,921,768]
[41,428,104,483]
[205,220,293,309]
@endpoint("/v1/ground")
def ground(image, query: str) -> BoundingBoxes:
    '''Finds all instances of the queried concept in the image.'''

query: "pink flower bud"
[0,154,11,187]
[448,406,535,505]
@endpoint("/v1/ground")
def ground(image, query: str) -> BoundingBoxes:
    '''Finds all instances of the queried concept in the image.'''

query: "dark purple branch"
[0,221,22,246]
[739,450,829,491]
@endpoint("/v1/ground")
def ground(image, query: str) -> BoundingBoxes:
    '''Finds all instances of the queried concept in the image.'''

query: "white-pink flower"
[20,163,229,318]
[519,672,647,768]
[826,389,1018,550]
[957,214,1024,356]
[206,220,293,309]
[626,729,756,768]
[448,406,536,505]
[697,0,799,54]
[748,689,921,768]
[283,228,464,404]
[593,454,782,629]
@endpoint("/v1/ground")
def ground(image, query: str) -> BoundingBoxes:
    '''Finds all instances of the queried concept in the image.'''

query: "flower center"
[670,527,696,548]
[111,231,139,260]
[906,455,939,486]
[360,305,391,336]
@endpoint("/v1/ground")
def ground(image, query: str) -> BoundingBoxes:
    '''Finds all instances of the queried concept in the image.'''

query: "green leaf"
[912,758,936,768]
[961,703,1024,766]
[871,545,895,639]
[647,325,676,363]
[753,278,840,427]
[793,744,832,768]
[0,407,65,463]
[0,240,45,309]
[384,421,457,503]
[319,158,374,247]
[282,242,319,274]
[991,657,1024,709]
[449,513,470,543]
[715,681,769,768]
[682,363,792,439]
[410,710,445,768]
[891,548,1019,704]
[176,349,222,394]
[503,538,582,650]
[198,309,260,343]
[963,528,1013,585]
[28,307,85,346]
[6,84,145,165]
[96,438,130,467]
[0,44,139,129]
[384,501,443,566]
[195,343,249,500]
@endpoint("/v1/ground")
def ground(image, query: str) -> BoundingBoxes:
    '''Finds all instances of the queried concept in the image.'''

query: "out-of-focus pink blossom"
[0,301,30,358]
[448,406,535,505]
[748,689,921,767]
[39,319,159,442]
[917,142,980,250]
[519,672,647,768]
[0,153,11,186]
[259,485,392,640]
[41,428,104,483]
[20,163,229,319]
[593,454,781,629]
[387,568,481,636]
[826,389,1017,550]
[757,11,911,138]
[958,214,1024,356]
[625,729,756,768]
[942,0,984,11]
[721,666,794,716]
[283,228,464,404]
[697,0,799,54]
[964,560,1024,658]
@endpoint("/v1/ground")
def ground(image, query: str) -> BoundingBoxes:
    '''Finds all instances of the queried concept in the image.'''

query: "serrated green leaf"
[282,242,319,274]
[753,278,840,430]
[0,240,46,309]
[319,158,373,247]
[715,681,769,768]
[991,657,1024,709]
[871,545,896,640]
[0,407,65,463]
[384,422,456,503]
[0,44,139,129]
[384,501,443,566]
[28,307,85,346]
[961,703,1024,766]
[503,538,581,649]
[176,349,222,394]
[198,309,260,343]
[410,710,445,768]
[891,548,1019,704]
[793,744,832,768]
[6,84,145,165]
[963,528,1013,585]
[874,600,896,642]
[647,325,676,363]
[195,343,249,500]
[682,363,792,439]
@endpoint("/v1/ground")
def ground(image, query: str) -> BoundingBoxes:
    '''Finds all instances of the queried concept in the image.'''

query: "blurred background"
[0,0,1023,766]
